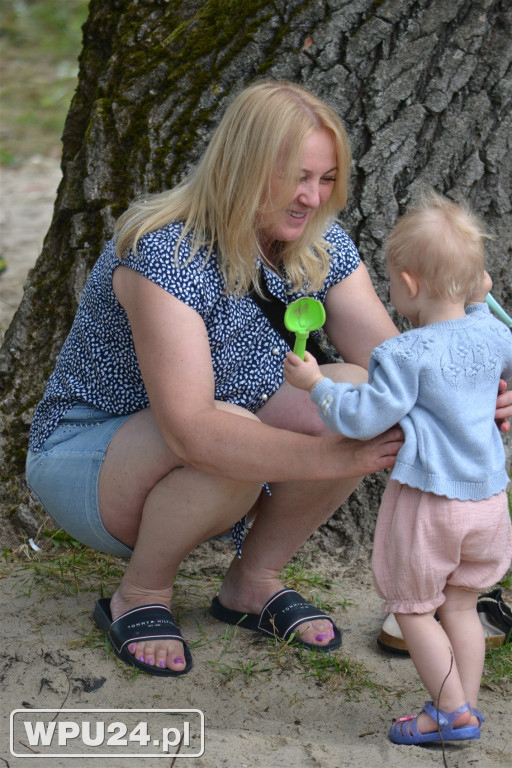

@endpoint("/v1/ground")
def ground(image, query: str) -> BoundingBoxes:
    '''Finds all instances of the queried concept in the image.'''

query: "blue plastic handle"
[486,293,512,328]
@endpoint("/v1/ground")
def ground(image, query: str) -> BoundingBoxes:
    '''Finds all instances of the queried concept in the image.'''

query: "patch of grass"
[500,573,512,590]
[0,0,89,163]
[2,528,127,597]
[297,647,390,700]
[280,558,352,614]
[281,559,334,592]
[482,641,512,692]
[209,625,395,700]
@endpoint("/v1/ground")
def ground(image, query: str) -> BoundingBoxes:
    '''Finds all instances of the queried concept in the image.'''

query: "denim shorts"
[26,404,134,557]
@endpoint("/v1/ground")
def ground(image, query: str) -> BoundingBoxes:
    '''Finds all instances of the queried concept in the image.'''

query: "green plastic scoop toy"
[284,297,326,359]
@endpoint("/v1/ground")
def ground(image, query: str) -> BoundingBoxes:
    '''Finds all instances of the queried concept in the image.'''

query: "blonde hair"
[386,191,488,301]
[114,80,352,294]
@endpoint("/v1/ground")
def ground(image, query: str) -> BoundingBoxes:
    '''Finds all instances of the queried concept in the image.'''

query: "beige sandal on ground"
[377,589,511,654]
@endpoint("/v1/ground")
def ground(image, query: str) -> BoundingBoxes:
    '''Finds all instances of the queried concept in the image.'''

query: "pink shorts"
[372,479,512,614]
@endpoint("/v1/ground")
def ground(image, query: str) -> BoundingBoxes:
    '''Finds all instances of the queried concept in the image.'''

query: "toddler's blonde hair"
[386,191,488,301]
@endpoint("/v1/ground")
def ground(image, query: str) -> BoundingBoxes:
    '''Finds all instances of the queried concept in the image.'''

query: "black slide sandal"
[210,588,341,651]
[93,598,193,677]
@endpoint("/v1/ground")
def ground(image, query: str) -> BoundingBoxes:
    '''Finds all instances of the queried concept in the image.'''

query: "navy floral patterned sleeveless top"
[29,220,360,453]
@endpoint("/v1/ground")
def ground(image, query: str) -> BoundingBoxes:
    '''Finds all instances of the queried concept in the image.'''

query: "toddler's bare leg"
[395,600,480,733]
[437,585,483,715]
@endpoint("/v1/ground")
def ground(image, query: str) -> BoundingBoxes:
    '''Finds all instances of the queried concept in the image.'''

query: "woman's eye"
[322,176,336,183]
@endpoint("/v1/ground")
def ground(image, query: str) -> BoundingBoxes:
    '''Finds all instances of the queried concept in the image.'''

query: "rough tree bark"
[1,0,510,554]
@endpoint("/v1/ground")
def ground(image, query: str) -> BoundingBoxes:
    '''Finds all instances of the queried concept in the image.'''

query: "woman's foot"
[217,570,336,648]
[110,583,187,674]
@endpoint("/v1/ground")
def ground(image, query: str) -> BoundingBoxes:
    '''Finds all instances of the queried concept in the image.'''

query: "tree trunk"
[1,0,510,554]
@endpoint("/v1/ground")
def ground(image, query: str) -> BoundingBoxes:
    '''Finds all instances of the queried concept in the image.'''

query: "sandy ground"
[1,159,511,768]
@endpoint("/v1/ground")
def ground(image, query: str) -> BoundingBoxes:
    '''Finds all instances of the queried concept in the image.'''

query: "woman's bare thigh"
[98,402,261,531]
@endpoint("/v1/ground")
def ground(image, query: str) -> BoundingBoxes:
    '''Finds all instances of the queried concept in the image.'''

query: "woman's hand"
[283,351,324,392]
[330,426,404,476]
[496,379,511,433]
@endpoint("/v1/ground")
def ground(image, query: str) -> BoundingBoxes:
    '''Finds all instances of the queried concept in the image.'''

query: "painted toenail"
[128,644,136,653]
[147,658,154,665]
[173,657,184,664]
[159,662,166,667]
[138,655,145,662]
[315,633,330,641]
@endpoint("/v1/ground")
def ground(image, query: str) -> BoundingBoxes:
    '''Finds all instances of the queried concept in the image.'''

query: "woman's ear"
[400,270,419,298]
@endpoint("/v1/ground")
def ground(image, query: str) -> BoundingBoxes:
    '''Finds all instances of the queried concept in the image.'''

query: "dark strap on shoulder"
[249,271,331,364]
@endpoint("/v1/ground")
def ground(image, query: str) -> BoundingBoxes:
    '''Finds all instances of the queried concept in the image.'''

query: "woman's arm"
[113,266,403,482]
[324,262,398,368]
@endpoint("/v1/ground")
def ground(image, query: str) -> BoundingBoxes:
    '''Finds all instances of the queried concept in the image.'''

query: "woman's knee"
[321,362,368,386]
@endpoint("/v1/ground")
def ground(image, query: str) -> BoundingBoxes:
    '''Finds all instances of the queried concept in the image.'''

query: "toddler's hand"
[283,350,324,392]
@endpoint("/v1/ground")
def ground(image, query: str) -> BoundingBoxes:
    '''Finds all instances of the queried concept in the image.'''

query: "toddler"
[284,191,512,745]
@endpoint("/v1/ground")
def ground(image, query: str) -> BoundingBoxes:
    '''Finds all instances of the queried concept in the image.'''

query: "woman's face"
[258,127,337,255]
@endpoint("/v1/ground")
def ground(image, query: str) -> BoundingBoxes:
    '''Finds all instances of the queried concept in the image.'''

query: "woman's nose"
[297,182,321,209]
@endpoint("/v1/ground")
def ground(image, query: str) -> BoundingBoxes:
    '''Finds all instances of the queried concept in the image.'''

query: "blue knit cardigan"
[311,304,512,501]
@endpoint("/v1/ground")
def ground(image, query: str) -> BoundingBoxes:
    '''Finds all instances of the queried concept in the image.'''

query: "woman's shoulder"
[132,221,214,273]
[323,220,358,252]
[123,222,223,302]
[138,221,190,259]
[320,220,360,284]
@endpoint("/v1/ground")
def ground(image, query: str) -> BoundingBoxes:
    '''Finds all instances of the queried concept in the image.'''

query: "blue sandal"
[389,701,484,745]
